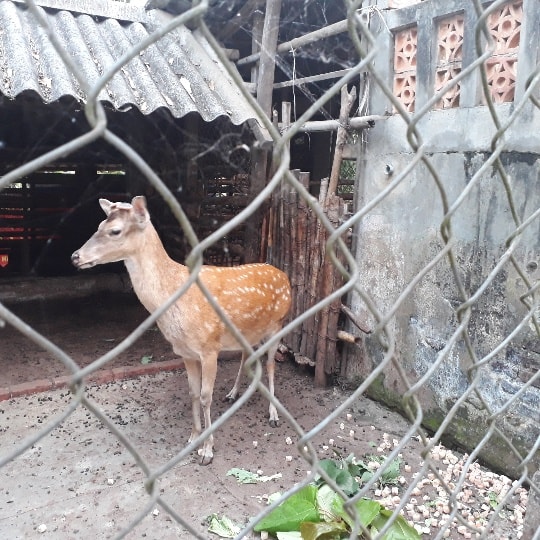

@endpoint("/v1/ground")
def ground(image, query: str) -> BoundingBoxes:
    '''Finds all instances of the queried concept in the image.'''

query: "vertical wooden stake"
[326,85,357,203]
[257,0,282,117]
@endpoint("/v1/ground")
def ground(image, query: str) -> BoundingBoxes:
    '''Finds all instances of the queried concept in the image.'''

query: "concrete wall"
[343,0,540,477]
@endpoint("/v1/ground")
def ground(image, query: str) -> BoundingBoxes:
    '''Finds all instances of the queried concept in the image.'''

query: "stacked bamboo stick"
[268,85,357,385]
[269,171,346,386]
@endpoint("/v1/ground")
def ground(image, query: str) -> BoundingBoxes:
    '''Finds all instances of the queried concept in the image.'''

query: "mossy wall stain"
[347,148,540,479]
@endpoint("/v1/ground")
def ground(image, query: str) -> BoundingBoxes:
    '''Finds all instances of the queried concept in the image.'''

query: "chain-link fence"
[1,0,539,539]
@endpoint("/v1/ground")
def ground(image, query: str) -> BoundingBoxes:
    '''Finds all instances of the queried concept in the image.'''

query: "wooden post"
[324,198,346,375]
[294,171,309,351]
[326,85,357,202]
[256,0,282,117]
[252,1,281,263]
[281,101,292,155]
[313,195,339,386]
[250,9,264,89]
[244,146,268,263]
[309,87,357,384]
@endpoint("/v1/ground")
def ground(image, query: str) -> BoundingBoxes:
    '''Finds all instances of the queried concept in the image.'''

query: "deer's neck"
[124,224,188,313]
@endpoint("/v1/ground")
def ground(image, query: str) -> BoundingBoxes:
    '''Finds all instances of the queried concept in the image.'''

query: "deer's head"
[71,196,150,269]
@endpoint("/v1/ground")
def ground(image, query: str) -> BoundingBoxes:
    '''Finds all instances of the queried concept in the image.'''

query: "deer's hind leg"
[225,352,246,402]
[225,343,280,427]
[266,341,279,427]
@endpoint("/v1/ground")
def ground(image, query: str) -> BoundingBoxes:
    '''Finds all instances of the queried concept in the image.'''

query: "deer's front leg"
[183,359,202,445]
[199,353,218,465]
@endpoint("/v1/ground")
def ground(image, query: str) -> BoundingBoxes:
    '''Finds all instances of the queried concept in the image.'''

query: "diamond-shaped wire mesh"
[0,1,538,539]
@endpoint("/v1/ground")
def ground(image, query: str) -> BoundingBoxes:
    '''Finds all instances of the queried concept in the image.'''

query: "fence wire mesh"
[0,0,539,539]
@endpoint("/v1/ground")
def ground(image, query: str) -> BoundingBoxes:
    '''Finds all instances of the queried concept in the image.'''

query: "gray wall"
[344,0,540,477]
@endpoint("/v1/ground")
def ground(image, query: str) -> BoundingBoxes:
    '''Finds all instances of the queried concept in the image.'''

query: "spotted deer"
[71,196,291,465]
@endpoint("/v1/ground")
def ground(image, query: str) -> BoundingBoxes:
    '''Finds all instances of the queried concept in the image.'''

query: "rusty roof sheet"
[0,0,263,128]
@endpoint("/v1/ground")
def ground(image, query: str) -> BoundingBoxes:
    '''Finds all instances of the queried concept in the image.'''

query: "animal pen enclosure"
[1,0,539,539]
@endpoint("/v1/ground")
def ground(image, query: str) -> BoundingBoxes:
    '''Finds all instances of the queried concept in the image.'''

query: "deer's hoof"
[199,454,213,466]
[223,391,238,403]
[269,419,279,428]
[197,447,214,465]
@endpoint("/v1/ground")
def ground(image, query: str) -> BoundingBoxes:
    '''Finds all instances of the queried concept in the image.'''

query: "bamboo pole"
[294,172,310,352]
[325,198,346,375]
[341,304,372,335]
[278,115,382,133]
[299,188,312,358]
[327,85,357,202]
[273,68,359,89]
[307,207,321,363]
[314,195,340,386]
[256,0,282,118]
[250,9,264,90]
[238,18,349,67]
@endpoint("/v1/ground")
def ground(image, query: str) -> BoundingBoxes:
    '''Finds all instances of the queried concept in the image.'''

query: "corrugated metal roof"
[0,0,263,130]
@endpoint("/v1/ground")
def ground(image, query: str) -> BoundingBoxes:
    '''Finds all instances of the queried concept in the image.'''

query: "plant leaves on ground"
[369,508,421,539]
[207,514,241,538]
[254,485,320,533]
[315,459,359,496]
[253,455,420,539]
[227,467,282,484]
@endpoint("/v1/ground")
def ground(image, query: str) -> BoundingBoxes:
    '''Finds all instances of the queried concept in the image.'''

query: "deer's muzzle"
[71,250,95,269]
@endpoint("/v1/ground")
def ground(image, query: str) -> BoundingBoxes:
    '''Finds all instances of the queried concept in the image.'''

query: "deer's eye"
[109,228,122,237]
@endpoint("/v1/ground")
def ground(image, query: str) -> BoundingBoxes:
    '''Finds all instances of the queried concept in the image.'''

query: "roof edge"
[12,0,149,22]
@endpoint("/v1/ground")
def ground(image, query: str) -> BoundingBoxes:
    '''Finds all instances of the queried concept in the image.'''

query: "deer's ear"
[131,196,149,224]
[99,199,114,216]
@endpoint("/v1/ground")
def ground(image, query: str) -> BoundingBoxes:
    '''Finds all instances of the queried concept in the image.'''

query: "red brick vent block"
[435,14,464,109]
[393,26,417,113]
[485,0,522,103]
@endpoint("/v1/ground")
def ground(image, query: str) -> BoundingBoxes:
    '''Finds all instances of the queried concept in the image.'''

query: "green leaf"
[140,355,153,365]
[332,497,382,530]
[381,459,401,485]
[227,468,259,484]
[370,509,421,540]
[317,459,340,481]
[226,468,281,484]
[207,514,241,538]
[300,520,348,540]
[346,462,363,478]
[316,459,359,496]
[335,469,359,496]
[487,491,499,509]
[316,484,342,522]
[360,470,374,484]
[254,485,320,533]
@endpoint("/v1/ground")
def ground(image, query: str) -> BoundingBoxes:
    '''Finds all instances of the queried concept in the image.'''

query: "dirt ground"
[0,292,530,539]
[0,292,172,387]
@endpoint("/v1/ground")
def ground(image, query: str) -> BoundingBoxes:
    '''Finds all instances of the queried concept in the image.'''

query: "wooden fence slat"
[268,170,348,383]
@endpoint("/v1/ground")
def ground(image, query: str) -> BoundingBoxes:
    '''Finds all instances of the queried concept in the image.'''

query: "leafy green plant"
[487,491,499,509]
[363,454,402,486]
[253,455,419,540]
[315,453,401,492]
[254,484,419,539]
